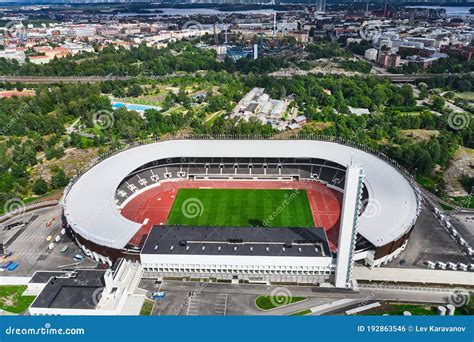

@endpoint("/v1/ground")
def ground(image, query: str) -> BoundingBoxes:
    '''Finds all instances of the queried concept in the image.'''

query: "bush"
[50,168,69,189]
[32,178,48,195]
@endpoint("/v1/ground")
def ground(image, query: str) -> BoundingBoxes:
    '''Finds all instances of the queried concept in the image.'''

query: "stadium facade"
[62,137,421,288]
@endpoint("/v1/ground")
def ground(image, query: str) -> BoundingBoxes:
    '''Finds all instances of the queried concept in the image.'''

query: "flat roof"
[141,225,331,257]
[29,271,69,284]
[64,139,418,249]
[30,269,106,310]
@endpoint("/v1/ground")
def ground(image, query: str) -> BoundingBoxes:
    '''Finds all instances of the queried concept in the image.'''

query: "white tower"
[273,12,276,38]
[253,44,258,60]
[334,165,365,288]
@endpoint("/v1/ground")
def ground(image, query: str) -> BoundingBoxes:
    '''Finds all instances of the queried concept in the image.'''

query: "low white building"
[60,42,94,55]
[0,49,26,64]
[141,225,335,285]
[29,259,145,315]
[364,48,378,61]
[348,106,370,116]
[231,88,289,129]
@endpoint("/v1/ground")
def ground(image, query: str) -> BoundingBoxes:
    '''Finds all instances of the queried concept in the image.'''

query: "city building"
[377,52,401,68]
[29,259,145,315]
[364,48,378,61]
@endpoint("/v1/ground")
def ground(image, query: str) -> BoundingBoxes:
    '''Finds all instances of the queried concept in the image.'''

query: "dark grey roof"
[29,271,69,284]
[141,225,331,257]
[31,270,106,309]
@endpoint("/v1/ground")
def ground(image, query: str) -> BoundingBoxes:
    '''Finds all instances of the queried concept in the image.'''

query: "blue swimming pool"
[112,102,162,112]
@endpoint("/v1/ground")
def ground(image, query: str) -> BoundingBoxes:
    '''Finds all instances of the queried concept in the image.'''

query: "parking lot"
[186,292,228,316]
[0,206,97,277]
[387,206,472,268]
[450,213,474,248]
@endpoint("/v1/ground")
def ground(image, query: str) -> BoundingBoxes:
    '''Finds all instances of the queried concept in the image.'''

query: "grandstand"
[62,138,420,287]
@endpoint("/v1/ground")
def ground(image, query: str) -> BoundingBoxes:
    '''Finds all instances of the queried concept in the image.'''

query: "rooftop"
[30,270,106,309]
[141,225,331,257]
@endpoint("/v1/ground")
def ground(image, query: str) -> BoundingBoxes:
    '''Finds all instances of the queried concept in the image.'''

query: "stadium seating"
[114,157,350,206]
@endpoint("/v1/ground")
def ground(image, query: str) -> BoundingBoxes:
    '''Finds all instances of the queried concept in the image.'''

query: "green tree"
[32,178,48,195]
[432,96,445,112]
[127,84,143,97]
[50,168,69,189]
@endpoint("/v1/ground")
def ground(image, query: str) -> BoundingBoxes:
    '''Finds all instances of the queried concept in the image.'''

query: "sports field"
[166,188,315,228]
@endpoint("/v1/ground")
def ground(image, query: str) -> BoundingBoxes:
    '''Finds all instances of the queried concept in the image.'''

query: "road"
[139,279,461,316]
[0,76,134,83]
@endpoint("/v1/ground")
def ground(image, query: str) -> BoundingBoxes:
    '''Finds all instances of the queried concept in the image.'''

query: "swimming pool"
[112,102,162,112]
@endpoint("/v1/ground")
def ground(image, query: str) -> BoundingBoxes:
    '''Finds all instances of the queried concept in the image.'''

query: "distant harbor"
[406,6,472,17]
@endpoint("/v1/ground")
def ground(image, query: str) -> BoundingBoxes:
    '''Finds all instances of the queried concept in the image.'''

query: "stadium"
[62,137,421,288]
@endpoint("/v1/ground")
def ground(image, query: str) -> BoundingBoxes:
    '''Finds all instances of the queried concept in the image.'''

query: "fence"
[0,200,59,224]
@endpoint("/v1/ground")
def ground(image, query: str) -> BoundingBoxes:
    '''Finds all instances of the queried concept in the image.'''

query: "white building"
[348,106,370,116]
[141,226,335,285]
[0,49,26,64]
[29,259,145,315]
[231,88,289,128]
[364,48,378,61]
[60,42,94,55]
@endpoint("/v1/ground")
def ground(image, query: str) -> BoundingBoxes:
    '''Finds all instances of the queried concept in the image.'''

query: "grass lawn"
[438,202,456,211]
[364,303,439,316]
[448,196,474,209]
[0,285,36,314]
[455,92,474,101]
[289,309,312,316]
[140,299,154,316]
[204,110,224,127]
[255,295,307,310]
[416,175,438,192]
[167,189,314,228]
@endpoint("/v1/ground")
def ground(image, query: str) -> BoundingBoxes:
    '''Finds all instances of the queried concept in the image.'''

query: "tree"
[432,96,445,112]
[32,178,48,195]
[50,168,69,189]
[127,84,143,97]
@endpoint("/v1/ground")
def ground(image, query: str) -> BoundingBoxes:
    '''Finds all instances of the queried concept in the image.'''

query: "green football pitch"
[166,188,315,228]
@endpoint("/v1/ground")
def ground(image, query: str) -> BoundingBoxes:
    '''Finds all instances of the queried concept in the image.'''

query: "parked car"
[2,261,13,269]
[151,291,166,299]
[7,262,18,272]
[73,254,84,262]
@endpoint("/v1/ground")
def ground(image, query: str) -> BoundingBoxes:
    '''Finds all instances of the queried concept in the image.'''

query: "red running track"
[120,180,343,251]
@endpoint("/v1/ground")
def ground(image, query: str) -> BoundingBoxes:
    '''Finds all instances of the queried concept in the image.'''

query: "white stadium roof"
[63,140,418,250]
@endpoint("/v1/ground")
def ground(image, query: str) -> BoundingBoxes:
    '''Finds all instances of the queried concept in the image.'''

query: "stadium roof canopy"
[63,140,418,250]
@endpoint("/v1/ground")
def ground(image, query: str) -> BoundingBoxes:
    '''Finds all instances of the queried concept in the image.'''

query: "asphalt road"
[139,279,457,316]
